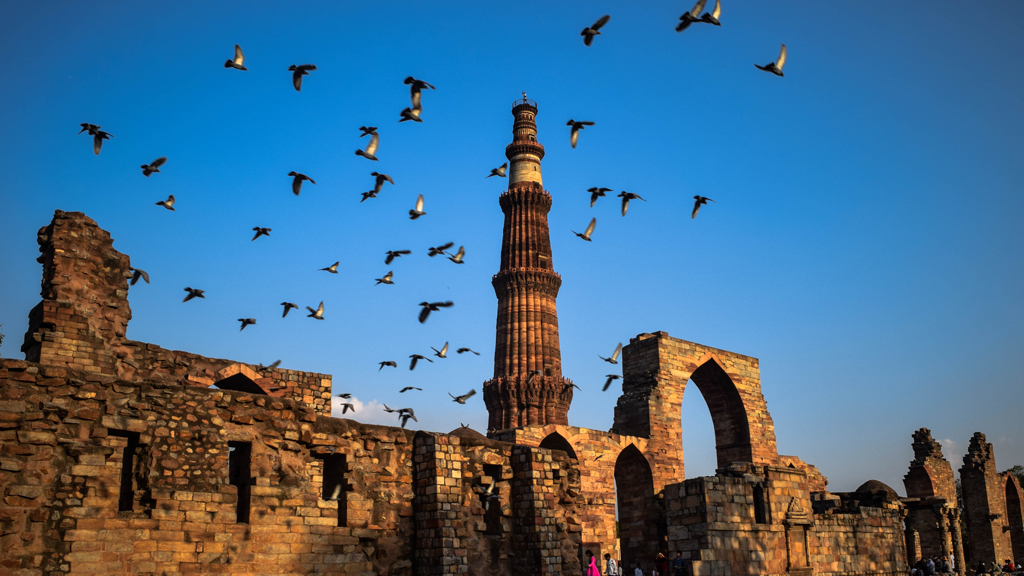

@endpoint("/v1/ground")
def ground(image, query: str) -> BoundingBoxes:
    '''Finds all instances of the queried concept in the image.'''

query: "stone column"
[950,508,966,576]
[936,504,953,561]
[510,445,571,576]
[413,433,467,575]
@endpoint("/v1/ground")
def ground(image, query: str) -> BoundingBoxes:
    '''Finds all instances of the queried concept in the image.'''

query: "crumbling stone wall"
[960,432,1013,566]
[901,428,964,572]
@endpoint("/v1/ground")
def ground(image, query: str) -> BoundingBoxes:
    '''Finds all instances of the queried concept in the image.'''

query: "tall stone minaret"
[483,96,574,431]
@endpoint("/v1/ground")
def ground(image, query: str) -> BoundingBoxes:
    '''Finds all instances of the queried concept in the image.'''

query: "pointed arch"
[1005,474,1024,561]
[213,364,269,395]
[615,445,662,573]
[540,432,578,461]
[688,357,753,468]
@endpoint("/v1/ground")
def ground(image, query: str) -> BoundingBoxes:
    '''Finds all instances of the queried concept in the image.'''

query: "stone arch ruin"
[539,431,578,461]
[614,445,661,572]
[1005,473,1024,561]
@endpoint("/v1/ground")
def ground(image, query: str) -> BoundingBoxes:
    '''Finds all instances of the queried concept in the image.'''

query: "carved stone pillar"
[950,508,966,576]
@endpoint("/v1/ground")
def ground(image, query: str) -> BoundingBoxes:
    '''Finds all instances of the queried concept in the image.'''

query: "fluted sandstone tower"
[483,97,574,430]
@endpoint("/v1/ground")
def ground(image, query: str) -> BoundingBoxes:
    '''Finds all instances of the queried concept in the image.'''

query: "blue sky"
[1,2,1022,493]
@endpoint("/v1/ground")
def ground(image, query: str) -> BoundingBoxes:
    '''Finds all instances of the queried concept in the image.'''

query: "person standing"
[672,552,685,576]
[604,553,618,576]
[586,551,601,576]
[634,564,643,576]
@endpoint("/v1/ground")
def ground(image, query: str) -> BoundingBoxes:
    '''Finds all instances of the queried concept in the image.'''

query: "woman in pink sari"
[586,550,600,576]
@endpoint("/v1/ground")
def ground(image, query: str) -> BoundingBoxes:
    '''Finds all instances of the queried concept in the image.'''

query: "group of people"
[973,559,1022,574]
[911,556,955,575]
[584,550,687,576]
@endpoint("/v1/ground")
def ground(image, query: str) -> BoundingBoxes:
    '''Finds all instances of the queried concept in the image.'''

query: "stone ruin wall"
[0,358,582,576]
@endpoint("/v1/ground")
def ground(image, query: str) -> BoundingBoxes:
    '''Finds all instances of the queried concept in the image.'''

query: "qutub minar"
[0,96,1020,576]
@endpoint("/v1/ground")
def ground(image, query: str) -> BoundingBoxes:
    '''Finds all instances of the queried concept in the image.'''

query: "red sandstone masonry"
[960,432,1012,566]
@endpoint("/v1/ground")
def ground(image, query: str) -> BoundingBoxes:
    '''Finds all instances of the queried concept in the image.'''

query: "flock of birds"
[73,2,786,432]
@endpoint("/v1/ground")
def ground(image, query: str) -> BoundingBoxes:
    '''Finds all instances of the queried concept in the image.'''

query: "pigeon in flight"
[359,126,377,137]
[336,393,352,399]
[370,172,394,193]
[129,268,149,285]
[379,361,398,371]
[581,14,611,46]
[409,354,433,370]
[399,413,415,428]
[692,195,715,218]
[385,250,411,264]
[755,44,787,77]
[355,131,380,161]
[603,374,621,392]
[238,318,257,331]
[457,347,480,356]
[488,162,508,178]
[432,342,449,358]
[251,227,271,241]
[339,403,355,415]
[700,0,722,25]
[396,407,417,421]
[449,389,477,404]
[320,261,339,274]
[361,190,379,202]
[156,195,175,211]
[257,360,281,372]
[288,64,317,91]
[78,123,100,135]
[567,120,595,149]
[618,192,646,216]
[399,386,422,393]
[183,287,205,302]
[140,157,167,177]
[383,404,396,413]
[375,271,394,285]
[307,301,325,320]
[288,171,316,196]
[587,187,612,208]
[572,218,596,242]
[676,0,707,32]
[409,194,426,220]
[599,343,623,364]
[224,44,247,70]
[474,481,500,511]
[428,242,454,257]
[399,106,423,123]
[92,130,113,155]
[448,246,466,264]
[418,301,453,323]
[281,302,298,317]
[404,76,435,109]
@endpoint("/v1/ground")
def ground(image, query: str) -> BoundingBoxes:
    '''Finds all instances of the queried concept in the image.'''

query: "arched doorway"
[213,373,267,395]
[1006,476,1024,561]
[680,376,718,479]
[687,359,752,468]
[615,445,661,573]
[540,432,578,461]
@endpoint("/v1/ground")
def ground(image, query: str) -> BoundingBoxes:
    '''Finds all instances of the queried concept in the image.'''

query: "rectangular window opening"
[753,484,770,525]
[318,453,349,527]
[482,464,503,536]
[109,430,141,512]
[228,442,252,524]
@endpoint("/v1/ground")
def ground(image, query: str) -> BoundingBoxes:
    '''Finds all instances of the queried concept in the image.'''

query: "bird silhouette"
[238,318,256,331]
[409,354,433,370]
[251,227,271,241]
[288,171,316,195]
[700,0,722,25]
[457,347,480,356]
[360,190,379,202]
[399,386,422,393]
[78,123,100,135]
[449,389,477,404]
[385,250,411,264]
[409,194,426,220]
[288,64,317,91]
[129,268,149,285]
[382,404,396,413]
[307,301,325,320]
[588,187,612,207]
[224,44,247,70]
[379,361,398,371]
[755,44,787,77]
[572,218,596,242]
[336,393,352,399]
[676,0,707,32]
[603,374,621,391]
[156,195,175,211]
[356,131,380,161]
[320,261,339,273]
[257,360,281,372]
[359,126,377,137]
[399,413,414,428]
[92,130,112,155]
[618,192,646,216]
[567,120,595,148]
[474,481,500,511]
[428,242,454,257]
[281,302,298,317]
[183,287,205,302]
[404,76,435,109]
[339,403,355,415]
[448,246,465,264]
[488,162,508,178]
[399,106,423,123]
[692,195,716,219]
[581,14,611,46]
[431,342,449,358]
[370,172,394,193]
[599,343,623,364]
[396,407,417,421]
[418,301,453,323]
[376,271,394,285]
[140,157,167,177]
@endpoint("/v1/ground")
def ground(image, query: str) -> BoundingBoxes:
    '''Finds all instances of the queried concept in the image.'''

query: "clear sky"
[1,2,1022,493]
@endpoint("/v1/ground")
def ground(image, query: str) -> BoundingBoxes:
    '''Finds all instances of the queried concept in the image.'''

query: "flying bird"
[526,370,542,384]
[404,76,435,110]
[78,123,100,135]
[382,404,396,413]
[700,0,722,25]
[92,130,113,155]
[257,360,281,372]
[288,64,317,91]
[183,287,205,302]
[385,250,411,264]
[359,126,377,137]
[251,227,271,241]
[587,187,612,208]
[474,481,499,511]
[409,354,433,370]
[129,268,149,286]
[431,342,449,358]
[399,387,422,393]
[488,162,508,178]
[618,192,646,216]
[156,195,175,211]
[448,246,466,264]
[339,403,355,415]
[399,106,423,123]
[281,302,298,317]
[755,43,787,77]
[224,44,247,70]
[288,171,316,195]
[396,407,417,421]
[581,14,611,46]
[457,347,480,356]
[379,361,398,371]
[370,172,394,192]
[307,301,325,320]
[692,195,715,219]
[449,389,477,404]
[360,190,379,202]
[320,261,339,273]
[418,301,453,323]
[140,157,167,177]
[599,343,623,364]
[409,194,426,220]
[603,374,621,392]
[676,0,707,32]
[428,242,454,257]
[572,217,596,242]
[238,318,256,331]
[375,271,394,285]
[336,393,352,399]
[399,413,415,428]
[566,120,595,149]
[356,131,380,161]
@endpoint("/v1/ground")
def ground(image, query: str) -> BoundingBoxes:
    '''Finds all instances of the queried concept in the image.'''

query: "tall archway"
[1006,476,1024,561]
[680,377,718,478]
[540,432,578,461]
[615,445,661,573]
[688,358,752,468]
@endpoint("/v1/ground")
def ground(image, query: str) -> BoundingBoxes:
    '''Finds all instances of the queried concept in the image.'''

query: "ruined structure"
[958,432,1024,568]
[901,428,964,573]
